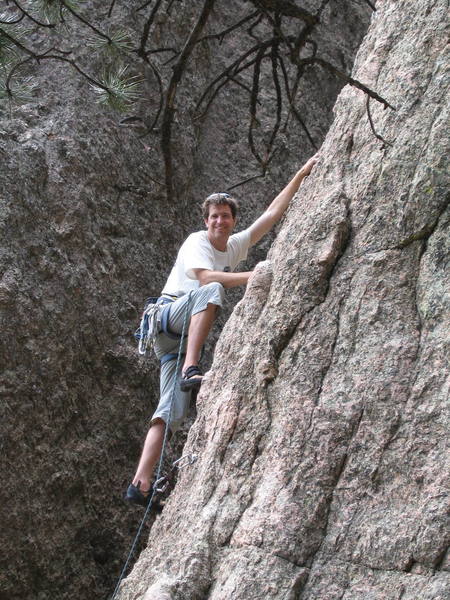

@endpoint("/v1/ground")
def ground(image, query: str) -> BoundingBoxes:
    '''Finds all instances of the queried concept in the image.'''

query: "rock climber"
[125,154,318,507]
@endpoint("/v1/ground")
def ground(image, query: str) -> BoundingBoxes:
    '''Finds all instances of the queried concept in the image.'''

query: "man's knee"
[203,281,225,303]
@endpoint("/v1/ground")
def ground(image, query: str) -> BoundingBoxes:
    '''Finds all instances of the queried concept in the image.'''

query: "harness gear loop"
[135,296,159,355]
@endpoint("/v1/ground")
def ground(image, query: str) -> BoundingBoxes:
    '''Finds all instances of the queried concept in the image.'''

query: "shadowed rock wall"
[116,1,449,598]
[0,1,370,599]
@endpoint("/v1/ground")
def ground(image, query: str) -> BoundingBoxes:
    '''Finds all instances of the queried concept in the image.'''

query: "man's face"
[204,203,236,246]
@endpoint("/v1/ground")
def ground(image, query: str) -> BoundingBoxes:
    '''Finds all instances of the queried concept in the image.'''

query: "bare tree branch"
[161,0,217,200]
[298,55,395,110]
[277,55,318,149]
[227,171,266,191]
[195,35,290,112]
[366,96,392,146]
[363,0,377,11]
[264,31,283,164]
[144,47,178,57]
[252,0,318,26]
[248,45,266,167]
[196,10,260,45]
[137,0,164,58]
[194,52,269,121]
[228,75,258,100]
[247,12,264,39]
[0,0,387,195]
[107,0,118,19]
[141,56,164,134]
[136,1,154,12]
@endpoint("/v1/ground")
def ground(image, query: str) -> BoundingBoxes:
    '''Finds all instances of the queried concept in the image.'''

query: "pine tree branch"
[60,0,113,44]
[1,30,109,95]
[10,0,56,28]
[0,27,37,57]
[0,11,25,25]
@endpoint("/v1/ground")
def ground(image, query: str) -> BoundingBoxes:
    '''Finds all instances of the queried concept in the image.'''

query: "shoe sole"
[180,377,203,392]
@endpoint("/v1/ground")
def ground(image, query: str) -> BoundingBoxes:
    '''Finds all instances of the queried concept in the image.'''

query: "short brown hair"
[202,193,238,220]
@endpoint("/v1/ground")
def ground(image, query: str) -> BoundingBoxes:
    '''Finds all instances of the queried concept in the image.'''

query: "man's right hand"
[299,153,319,178]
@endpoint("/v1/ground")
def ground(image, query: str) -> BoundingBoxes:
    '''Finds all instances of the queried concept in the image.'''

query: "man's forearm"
[196,269,252,288]
[267,162,313,221]
[248,154,318,246]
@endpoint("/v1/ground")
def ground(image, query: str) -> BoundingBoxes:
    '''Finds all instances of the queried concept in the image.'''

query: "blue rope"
[110,292,193,600]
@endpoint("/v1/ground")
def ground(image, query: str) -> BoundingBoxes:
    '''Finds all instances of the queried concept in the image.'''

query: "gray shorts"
[151,282,225,433]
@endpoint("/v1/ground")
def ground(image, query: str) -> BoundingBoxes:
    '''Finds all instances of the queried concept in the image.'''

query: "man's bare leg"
[182,302,217,372]
[132,419,165,493]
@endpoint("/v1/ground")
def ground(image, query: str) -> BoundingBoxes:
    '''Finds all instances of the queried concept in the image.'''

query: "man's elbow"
[196,270,214,286]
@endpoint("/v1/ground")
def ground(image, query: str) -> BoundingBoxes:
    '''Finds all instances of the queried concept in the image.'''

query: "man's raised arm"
[248,154,318,246]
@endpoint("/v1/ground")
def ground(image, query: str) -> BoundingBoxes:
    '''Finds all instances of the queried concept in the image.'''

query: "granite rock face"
[116,1,449,598]
[0,2,371,599]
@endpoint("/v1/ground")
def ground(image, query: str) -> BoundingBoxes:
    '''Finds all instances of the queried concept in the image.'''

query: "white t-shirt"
[161,229,251,296]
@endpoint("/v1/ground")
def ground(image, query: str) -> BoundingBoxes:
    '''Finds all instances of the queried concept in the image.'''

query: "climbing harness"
[111,292,195,600]
[135,294,187,362]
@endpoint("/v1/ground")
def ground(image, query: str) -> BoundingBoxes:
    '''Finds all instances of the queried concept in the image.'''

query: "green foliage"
[0,30,16,62]
[27,0,85,25]
[0,15,30,60]
[87,28,134,55]
[0,75,37,103]
[0,14,35,104]
[91,65,142,113]
[0,1,140,111]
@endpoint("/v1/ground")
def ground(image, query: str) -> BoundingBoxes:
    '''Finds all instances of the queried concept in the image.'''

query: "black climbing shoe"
[180,365,203,392]
[125,483,150,507]
[125,482,164,511]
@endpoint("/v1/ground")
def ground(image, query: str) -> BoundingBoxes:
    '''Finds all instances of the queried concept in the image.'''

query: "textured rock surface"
[116,1,449,598]
[0,2,370,599]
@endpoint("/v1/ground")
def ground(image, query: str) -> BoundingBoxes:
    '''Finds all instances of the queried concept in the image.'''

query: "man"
[126,155,317,506]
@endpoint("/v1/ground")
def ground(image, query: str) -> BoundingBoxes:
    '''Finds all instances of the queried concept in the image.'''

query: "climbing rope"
[110,292,194,600]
